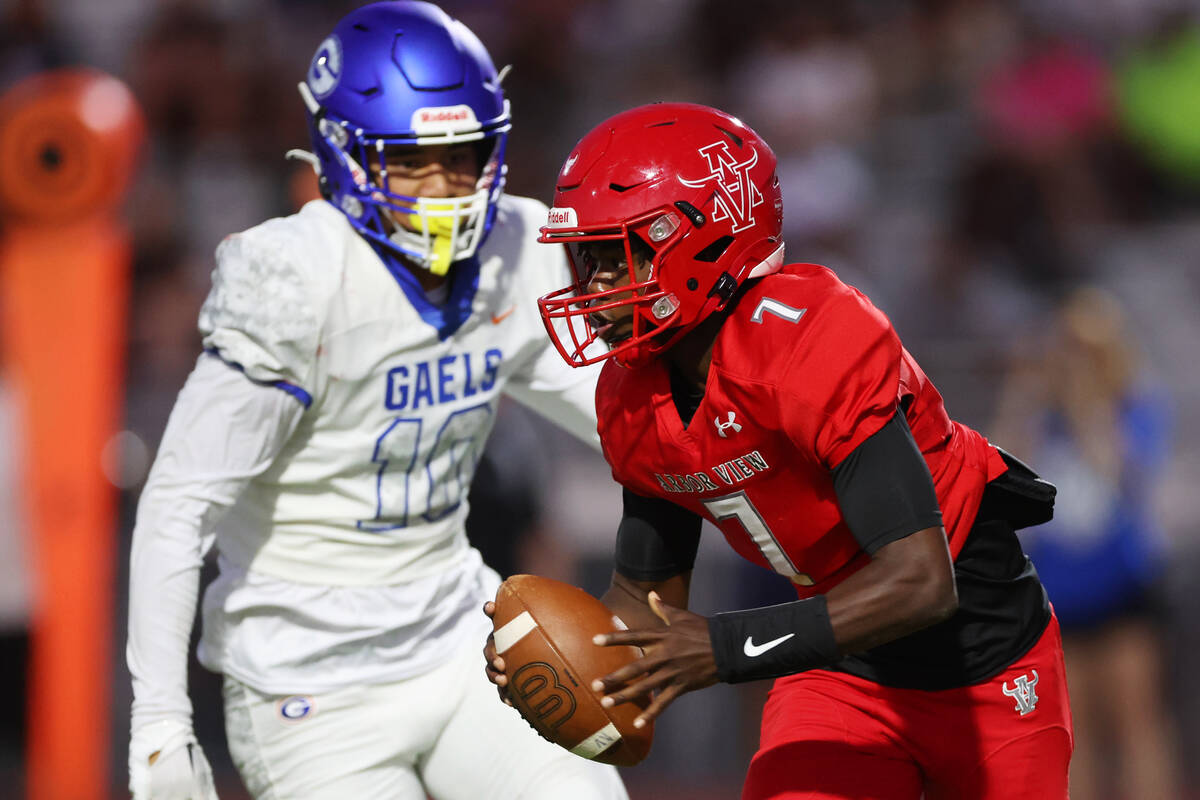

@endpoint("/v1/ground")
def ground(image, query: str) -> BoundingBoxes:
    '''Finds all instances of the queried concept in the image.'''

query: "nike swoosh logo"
[743,633,795,657]
[491,305,516,324]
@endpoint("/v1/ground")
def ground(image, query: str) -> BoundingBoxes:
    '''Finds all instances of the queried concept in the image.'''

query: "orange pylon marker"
[0,68,144,800]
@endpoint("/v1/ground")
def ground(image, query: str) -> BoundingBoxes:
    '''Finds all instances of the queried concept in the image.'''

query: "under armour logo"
[1002,670,1040,716]
[714,411,742,438]
[678,141,763,233]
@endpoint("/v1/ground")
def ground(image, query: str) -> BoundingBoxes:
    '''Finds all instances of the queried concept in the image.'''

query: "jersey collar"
[371,242,482,341]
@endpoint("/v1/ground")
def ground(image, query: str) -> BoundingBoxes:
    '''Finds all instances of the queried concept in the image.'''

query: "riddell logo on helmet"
[546,207,578,228]
[420,108,470,123]
[411,105,479,134]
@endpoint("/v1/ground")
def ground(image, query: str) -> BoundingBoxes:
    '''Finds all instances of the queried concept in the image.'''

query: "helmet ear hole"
[694,235,734,263]
[627,231,656,262]
[472,138,495,174]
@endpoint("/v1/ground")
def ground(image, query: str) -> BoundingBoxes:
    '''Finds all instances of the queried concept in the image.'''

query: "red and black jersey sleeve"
[777,286,903,469]
[832,410,944,554]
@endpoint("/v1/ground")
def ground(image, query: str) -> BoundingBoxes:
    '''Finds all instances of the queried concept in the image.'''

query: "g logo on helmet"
[307,35,343,98]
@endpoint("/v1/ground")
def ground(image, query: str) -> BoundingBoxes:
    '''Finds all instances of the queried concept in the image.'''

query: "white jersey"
[199,197,595,586]
[129,196,601,703]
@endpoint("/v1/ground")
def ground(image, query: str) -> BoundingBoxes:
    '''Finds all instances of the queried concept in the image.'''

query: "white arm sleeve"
[505,346,603,451]
[503,199,605,451]
[127,353,304,732]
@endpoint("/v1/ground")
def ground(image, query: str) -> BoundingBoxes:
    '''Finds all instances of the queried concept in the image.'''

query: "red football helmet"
[537,102,784,368]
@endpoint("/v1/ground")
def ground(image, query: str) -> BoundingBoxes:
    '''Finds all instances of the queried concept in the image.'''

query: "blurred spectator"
[893,30,1157,423]
[992,286,1182,800]
[726,11,878,255]
[951,35,1123,293]
[123,248,209,455]
[125,3,297,266]
[1018,0,1188,46]
[0,0,68,88]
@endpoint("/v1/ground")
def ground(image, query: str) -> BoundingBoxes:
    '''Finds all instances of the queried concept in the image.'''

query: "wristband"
[707,595,840,684]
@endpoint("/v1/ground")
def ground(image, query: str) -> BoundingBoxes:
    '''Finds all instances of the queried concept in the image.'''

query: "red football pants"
[743,615,1073,800]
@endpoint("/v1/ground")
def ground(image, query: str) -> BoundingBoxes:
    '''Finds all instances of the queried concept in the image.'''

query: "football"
[491,574,653,767]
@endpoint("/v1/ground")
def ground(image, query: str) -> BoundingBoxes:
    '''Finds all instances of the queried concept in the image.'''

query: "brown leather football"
[491,574,653,766]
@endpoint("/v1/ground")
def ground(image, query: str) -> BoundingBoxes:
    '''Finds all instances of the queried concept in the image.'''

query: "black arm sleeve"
[831,410,943,554]
[613,488,703,581]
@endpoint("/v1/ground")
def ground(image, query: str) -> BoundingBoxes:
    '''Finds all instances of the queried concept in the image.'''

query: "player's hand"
[482,600,514,707]
[129,719,219,800]
[591,591,718,729]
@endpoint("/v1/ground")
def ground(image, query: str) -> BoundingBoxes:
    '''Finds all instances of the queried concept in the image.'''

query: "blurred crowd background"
[3,0,1200,797]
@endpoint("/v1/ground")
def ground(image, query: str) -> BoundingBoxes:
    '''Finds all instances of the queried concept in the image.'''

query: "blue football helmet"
[296,0,510,274]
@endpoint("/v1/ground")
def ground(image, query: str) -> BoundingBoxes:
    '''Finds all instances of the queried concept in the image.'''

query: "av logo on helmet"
[679,142,763,233]
[308,35,343,98]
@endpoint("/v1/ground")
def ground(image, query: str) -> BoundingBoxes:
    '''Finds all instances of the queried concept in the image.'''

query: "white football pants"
[223,637,628,799]
[222,633,628,800]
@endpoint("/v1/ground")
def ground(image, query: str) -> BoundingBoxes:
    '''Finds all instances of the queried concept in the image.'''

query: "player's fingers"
[483,634,501,665]
[485,652,508,690]
[594,649,672,695]
[634,683,684,728]
[483,640,506,672]
[484,653,513,703]
[648,591,672,626]
[593,628,659,648]
[483,600,495,618]
[590,652,658,693]
[599,671,669,708]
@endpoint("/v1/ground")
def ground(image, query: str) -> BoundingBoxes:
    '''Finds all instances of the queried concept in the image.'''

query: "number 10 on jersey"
[359,403,493,530]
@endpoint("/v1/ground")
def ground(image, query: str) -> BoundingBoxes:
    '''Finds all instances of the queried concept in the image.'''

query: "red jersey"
[596,263,1008,597]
